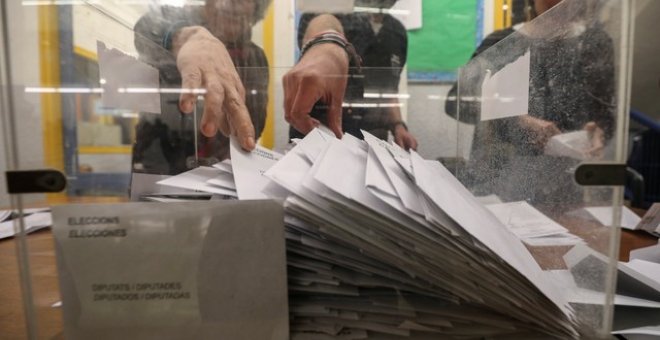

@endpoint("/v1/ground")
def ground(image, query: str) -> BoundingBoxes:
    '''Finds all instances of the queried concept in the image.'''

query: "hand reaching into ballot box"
[172,17,351,149]
[173,26,256,152]
[282,42,349,139]
[393,124,419,151]
[283,14,350,139]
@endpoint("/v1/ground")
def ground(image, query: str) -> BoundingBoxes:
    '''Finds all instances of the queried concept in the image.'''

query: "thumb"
[395,134,404,150]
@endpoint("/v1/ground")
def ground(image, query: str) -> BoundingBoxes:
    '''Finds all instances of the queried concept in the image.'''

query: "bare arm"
[385,99,418,150]
[283,14,350,138]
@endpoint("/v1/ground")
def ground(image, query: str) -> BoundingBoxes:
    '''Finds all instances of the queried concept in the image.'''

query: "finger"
[289,78,323,134]
[201,108,220,137]
[410,137,419,151]
[224,85,256,151]
[586,145,604,159]
[179,66,203,113]
[230,72,246,99]
[200,74,225,137]
[283,75,294,123]
[395,134,404,149]
[327,97,344,138]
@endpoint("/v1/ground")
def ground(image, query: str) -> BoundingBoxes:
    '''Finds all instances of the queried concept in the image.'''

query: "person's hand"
[518,115,561,148]
[283,42,349,138]
[583,121,605,159]
[393,125,418,151]
[173,26,255,151]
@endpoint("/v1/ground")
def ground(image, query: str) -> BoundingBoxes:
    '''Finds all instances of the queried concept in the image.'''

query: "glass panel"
[0,0,635,339]
[454,0,633,336]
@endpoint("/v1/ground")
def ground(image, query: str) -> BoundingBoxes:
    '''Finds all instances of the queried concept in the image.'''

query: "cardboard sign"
[52,201,288,340]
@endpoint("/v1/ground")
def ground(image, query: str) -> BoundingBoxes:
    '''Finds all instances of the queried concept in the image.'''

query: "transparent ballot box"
[453,0,639,337]
[0,0,641,339]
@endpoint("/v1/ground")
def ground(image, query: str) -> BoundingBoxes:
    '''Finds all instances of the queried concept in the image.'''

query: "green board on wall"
[408,0,479,77]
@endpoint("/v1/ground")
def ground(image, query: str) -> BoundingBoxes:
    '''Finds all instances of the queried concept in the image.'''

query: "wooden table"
[1,197,125,340]
[1,230,64,340]
[0,202,657,340]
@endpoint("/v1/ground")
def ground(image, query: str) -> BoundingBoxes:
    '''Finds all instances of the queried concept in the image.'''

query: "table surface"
[0,202,657,340]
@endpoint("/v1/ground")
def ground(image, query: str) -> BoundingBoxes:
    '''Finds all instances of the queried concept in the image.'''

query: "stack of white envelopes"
[159,128,580,338]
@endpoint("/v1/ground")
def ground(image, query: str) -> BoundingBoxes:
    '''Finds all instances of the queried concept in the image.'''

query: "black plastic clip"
[574,163,627,186]
[5,169,67,194]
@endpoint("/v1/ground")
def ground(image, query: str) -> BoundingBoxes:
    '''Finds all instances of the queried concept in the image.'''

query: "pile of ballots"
[158,128,579,339]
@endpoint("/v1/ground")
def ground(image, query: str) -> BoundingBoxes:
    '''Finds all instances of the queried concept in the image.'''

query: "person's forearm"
[302,14,344,44]
[386,99,403,125]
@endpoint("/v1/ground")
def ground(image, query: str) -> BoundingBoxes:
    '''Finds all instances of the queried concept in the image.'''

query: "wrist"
[172,26,211,55]
[300,31,361,69]
[301,42,349,68]
[302,29,342,46]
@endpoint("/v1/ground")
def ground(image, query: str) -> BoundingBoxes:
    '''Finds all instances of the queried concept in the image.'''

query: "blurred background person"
[445,0,615,203]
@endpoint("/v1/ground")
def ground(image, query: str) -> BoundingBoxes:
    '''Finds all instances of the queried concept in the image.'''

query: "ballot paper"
[52,202,288,340]
[363,131,424,216]
[563,246,660,332]
[130,173,191,201]
[544,270,660,308]
[521,233,584,247]
[413,150,573,309]
[564,244,660,302]
[612,326,660,339]
[486,201,569,239]
[391,0,423,30]
[297,127,334,163]
[0,210,11,222]
[149,128,588,337]
[277,130,578,338]
[575,206,642,230]
[637,203,660,235]
[98,41,160,114]
[157,166,237,197]
[626,259,660,285]
[630,241,660,263]
[544,130,591,160]
[480,50,530,121]
[212,159,233,174]
[0,211,52,240]
[205,172,236,190]
[229,137,286,200]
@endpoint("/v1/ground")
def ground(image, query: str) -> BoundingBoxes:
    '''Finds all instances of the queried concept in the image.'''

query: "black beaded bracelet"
[300,32,362,70]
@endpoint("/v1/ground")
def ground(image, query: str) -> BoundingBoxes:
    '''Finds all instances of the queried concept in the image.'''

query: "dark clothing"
[289,13,408,140]
[132,7,268,175]
[446,25,616,203]
[446,26,615,137]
